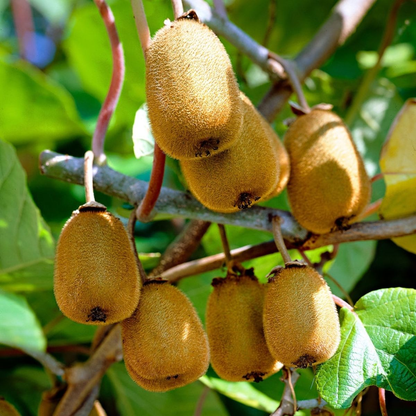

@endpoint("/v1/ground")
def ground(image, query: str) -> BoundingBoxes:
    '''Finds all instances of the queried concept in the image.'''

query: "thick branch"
[39,151,305,242]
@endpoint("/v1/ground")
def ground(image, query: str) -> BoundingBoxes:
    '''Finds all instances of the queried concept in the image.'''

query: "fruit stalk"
[84,151,95,203]
[171,0,184,18]
[217,224,233,270]
[271,216,292,264]
[91,0,125,165]
[130,0,151,56]
[128,209,148,284]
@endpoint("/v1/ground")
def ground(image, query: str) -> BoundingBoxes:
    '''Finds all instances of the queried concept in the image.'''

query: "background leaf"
[316,288,416,408]
[0,290,46,352]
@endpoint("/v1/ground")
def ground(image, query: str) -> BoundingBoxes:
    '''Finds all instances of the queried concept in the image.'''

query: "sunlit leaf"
[132,104,154,158]
[316,288,416,408]
[379,98,416,253]
[0,140,55,291]
[0,59,85,143]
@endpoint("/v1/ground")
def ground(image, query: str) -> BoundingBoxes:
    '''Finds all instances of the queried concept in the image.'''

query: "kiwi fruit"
[180,93,280,213]
[122,280,210,392]
[263,262,340,368]
[146,10,243,160]
[54,202,141,325]
[206,269,282,382]
[284,109,371,234]
[0,398,20,416]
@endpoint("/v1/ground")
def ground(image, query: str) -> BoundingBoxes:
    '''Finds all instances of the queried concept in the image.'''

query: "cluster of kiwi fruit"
[146,10,289,213]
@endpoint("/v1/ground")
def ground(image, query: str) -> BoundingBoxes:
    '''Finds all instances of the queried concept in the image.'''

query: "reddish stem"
[11,0,36,62]
[332,294,354,312]
[379,388,388,416]
[371,173,384,183]
[92,0,125,165]
[136,144,166,221]
[353,198,383,222]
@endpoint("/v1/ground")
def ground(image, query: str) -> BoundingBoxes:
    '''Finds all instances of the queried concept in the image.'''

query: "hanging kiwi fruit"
[206,268,282,382]
[180,93,281,213]
[146,10,243,160]
[122,280,210,392]
[263,261,340,368]
[284,109,371,234]
[54,201,141,325]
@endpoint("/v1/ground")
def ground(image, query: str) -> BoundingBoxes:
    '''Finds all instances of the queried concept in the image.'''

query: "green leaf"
[0,140,55,291]
[107,363,228,416]
[0,290,46,352]
[201,376,278,413]
[316,288,416,408]
[324,241,376,297]
[0,60,85,143]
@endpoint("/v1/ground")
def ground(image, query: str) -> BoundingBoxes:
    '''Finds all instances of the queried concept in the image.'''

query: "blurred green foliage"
[1,0,416,414]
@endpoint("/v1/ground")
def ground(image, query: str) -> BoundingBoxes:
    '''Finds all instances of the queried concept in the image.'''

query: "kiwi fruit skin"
[0,398,20,416]
[284,109,371,234]
[180,93,280,213]
[206,270,282,382]
[263,262,340,368]
[146,16,243,160]
[54,205,141,325]
[122,280,210,392]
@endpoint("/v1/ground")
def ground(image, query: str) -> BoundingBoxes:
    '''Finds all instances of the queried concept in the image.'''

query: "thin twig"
[287,368,297,413]
[324,272,354,307]
[345,0,406,125]
[149,220,211,277]
[130,0,151,56]
[213,0,227,19]
[127,209,148,284]
[218,224,233,270]
[268,52,311,114]
[171,0,184,18]
[194,386,210,416]
[53,325,122,416]
[271,368,299,416]
[371,173,384,183]
[262,0,277,47]
[379,388,388,416]
[353,199,383,223]
[272,216,292,264]
[332,295,354,312]
[10,0,36,62]
[298,249,313,267]
[136,144,166,221]
[24,349,65,377]
[91,0,125,165]
[84,151,95,203]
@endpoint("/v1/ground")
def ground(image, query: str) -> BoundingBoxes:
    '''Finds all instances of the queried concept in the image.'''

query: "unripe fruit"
[54,202,141,325]
[284,109,371,234]
[180,93,280,213]
[206,269,282,382]
[0,398,20,416]
[263,262,340,368]
[146,11,243,160]
[122,280,210,392]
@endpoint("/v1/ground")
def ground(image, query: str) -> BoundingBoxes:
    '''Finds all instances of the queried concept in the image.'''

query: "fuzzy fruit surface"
[122,281,210,392]
[0,398,21,416]
[146,17,243,160]
[54,207,141,325]
[263,262,340,368]
[180,93,280,213]
[206,270,282,382]
[284,109,371,234]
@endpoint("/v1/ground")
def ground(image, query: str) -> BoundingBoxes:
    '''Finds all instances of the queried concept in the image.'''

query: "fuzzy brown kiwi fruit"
[146,10,243,160]
[54,202,141,325]
[263,262,340,368]
[284,109,371,234]
[0,398,20,416]
[206,269,282,382]
[261,118,290,198]
[180,93,280,213]
[122,280,210,392]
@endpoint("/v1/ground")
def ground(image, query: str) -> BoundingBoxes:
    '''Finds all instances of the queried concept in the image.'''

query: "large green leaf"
[107,363,227,416]
[0,140,55,291]
[0,60,85,143]
[0,290,46,352]
[316,288,416,408]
